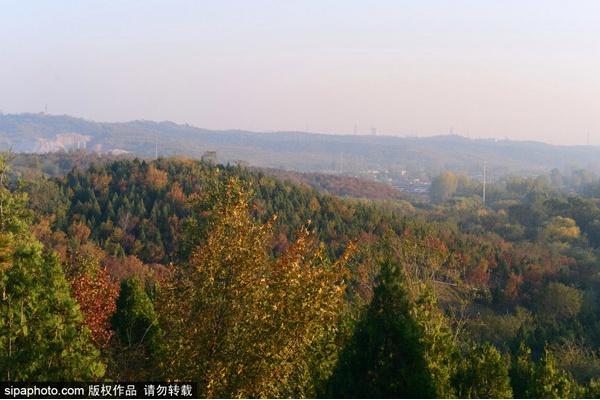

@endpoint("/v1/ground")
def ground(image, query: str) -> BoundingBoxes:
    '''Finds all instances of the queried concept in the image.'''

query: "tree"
[327,257,456,398]
[453,343,512,398]
[537,282,583,326]
[145,165,168,190]
[0,244,105,381]
[510,342,535,398]
[430,171,458,203]
[510,343,580,398]
[70,266,118,349]
[0,156,104,380]
[158,178,348,397]
[528,349,581,398]
[539,216,580,244]
[587,378,600,398]
[110,278,163,380]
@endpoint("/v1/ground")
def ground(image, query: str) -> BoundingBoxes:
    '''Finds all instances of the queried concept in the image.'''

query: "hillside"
[260,168,412,201]
[2,113,600,178]
[5,155,600,396]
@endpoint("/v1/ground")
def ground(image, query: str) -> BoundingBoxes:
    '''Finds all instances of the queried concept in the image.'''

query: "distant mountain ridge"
[1,112,599,176]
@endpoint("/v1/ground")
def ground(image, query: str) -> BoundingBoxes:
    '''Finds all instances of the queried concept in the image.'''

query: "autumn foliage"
[158,178,351,397]
[6,153,600,395]
[70,267,119,348]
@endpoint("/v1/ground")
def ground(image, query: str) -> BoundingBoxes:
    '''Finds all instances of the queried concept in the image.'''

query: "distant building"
[201,151,217,164]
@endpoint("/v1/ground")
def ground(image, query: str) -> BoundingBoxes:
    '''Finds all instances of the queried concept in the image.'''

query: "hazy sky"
[2,1,600,145]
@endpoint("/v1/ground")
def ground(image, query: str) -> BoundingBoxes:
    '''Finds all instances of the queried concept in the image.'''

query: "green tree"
[430,171,458,203]
[0,157,104,381]
[587,378,600,398]
[539,216,581,244]
[537,282,583,326]
[510,342,535,399]
[110,278,163,380]
[528,349,581,398]
[510,343,580,398]
[453,343,512,398]
[327,257,454,398]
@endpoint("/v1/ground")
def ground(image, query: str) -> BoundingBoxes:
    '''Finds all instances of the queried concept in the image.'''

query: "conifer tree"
[528,348,581,398]
[0,157,104,381]
[110,278,163,380]
[327,259,439,398]
[510,342,581,398]
[454,343,513,398]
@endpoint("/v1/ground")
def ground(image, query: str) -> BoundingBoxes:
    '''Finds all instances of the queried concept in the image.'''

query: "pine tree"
[110,278,163,380]
[326,259,439,398]
[510,342,535,398]
[0,246,105,380]
[510,343,581,398]
[528,348,581,398]
[454,343,513,398]
[0,156,104,381]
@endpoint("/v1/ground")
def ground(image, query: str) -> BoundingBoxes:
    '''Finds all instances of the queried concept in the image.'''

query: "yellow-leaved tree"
[157,177,350,397]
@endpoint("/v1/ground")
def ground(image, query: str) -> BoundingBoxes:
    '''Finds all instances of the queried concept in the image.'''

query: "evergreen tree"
[110,278,162,380]
[0,157,104,381]
[326,259,439,398]
[509,342,537,397]
[586,378,600,398]
[510,343,581,398]
[0,245,105,380]
[454,343,513,398]
[528,348,581,399]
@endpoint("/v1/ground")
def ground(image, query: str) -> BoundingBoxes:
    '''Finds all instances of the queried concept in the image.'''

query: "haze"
[2,0,600,145]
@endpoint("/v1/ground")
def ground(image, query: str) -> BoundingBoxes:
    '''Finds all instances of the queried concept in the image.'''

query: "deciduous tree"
[158,178,349,397]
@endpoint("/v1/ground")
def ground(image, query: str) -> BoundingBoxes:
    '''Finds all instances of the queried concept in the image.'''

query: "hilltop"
[1,113,600,177]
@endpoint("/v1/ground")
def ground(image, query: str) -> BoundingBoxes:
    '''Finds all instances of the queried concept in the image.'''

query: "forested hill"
[3,112,600,176]
[5,153,600,396]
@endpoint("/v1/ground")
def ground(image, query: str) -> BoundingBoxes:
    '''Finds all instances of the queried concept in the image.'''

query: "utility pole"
[483,161,487,206]
[155,134,158,159]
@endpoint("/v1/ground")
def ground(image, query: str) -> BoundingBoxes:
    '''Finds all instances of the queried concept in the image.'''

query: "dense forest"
[4,152,600,397]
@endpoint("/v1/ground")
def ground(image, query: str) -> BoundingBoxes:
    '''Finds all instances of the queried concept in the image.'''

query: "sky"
[1,1,600,145]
